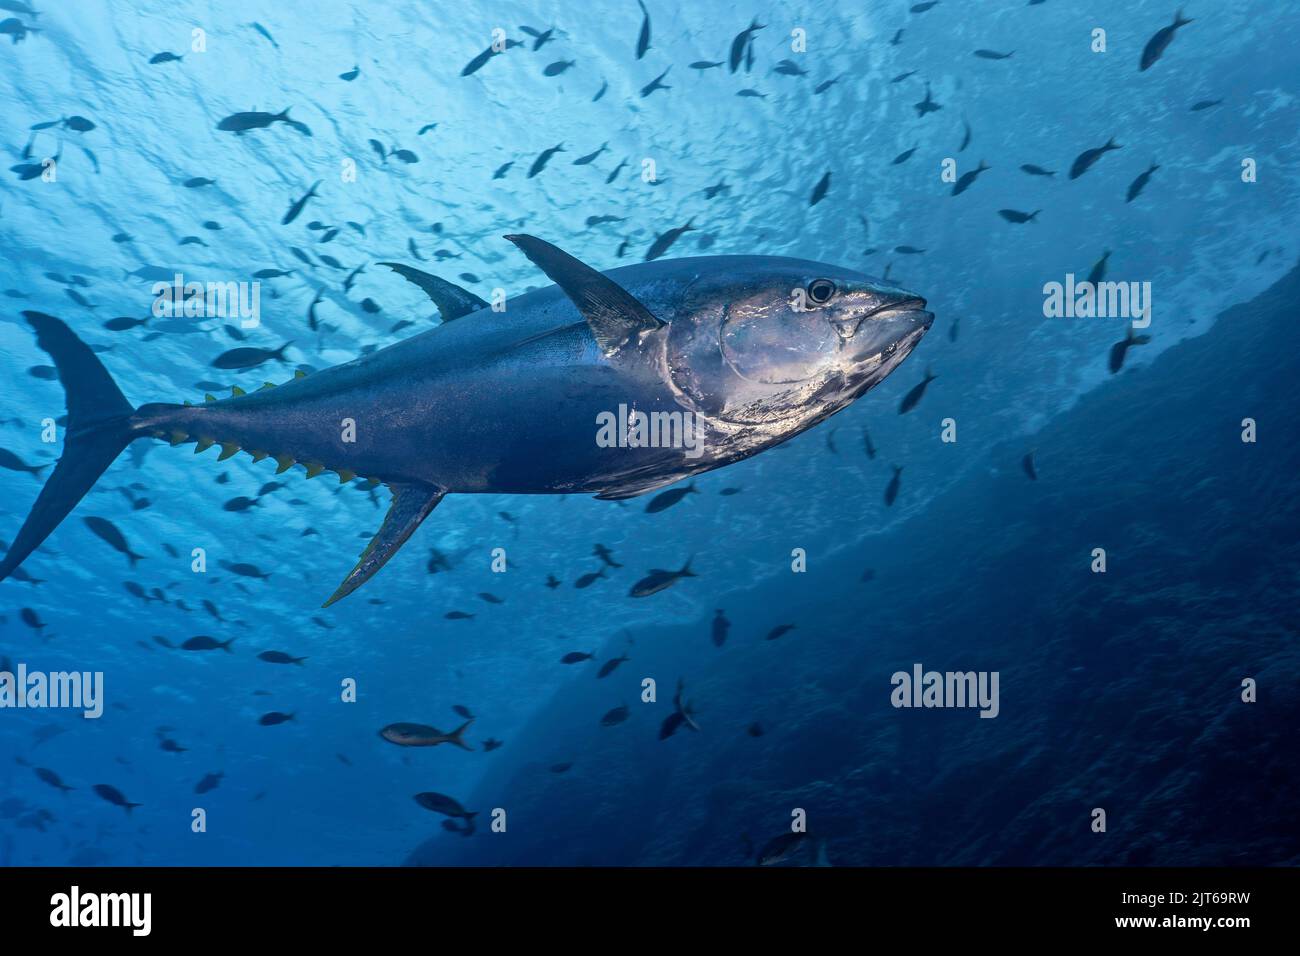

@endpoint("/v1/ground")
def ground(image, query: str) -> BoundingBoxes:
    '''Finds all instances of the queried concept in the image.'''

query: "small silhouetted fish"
[35,767,73,793]
[973,49,1013,59]
[630,557,696,597]
[492,161,513,179]
[528,143,565,178]
[478,592,504,605]
[0,448,47,479]
[601,704,629,727]
[884,465,904,506]
[545,574,561,589]
[898,367,936,413]
[690,60,722,70]
[810,171,831,206]
[103,315,149,332]
[282,180,320,226]
[640,67,672,97]
[483,738,503,751]
[764,623,796,641]
[597,652,630,678]
[914,83,941,116]
[911,0,940,11]
[711,609,730,647]
[574,568,606,589]
[223,495,260,513]
[891,70,916,83]
[1022,451,1037,481]
[452,705,474,720]
[1087,249,1111,285]
[415,792,476,821]
[645,221,694,261]
[574,143,608,166]
[1020,164,1055,177]
[390,148,418,164]
[892,145,918,165]
[592,544,622,568]
[729,18,765,73]
[757,832,810,866]
[773,59,807,77]
[1190,99,1222,112]
[645,482,698,513]
[258,651,306,665]
[339,65,360,81]
[550,762,572,774]
[747,722,764,737]
[445,611,474,620]
[1069,138,1121,179]
[182,635,233,652]
[212,343,291,369]
[259,712,294,726]
[20,608,44,632]
[195,772,223,794]
[951,160,990,195]
[92,784,141,814]
[1109,328,1151,374]
[1126,162,1159,203]
[895,245,925,254]
[998,209,1039,224]
[635,0,651,58]
[1140,9,1193,71]
[220,561,271,579]
[183,176,214,187]
[150,51,184,63]
[159,737,187,754]
[543,59,575,77]
[561,651,595,664]
[83,516,144,566]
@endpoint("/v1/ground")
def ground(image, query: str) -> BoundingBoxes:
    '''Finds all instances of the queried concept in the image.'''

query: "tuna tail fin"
[1175,9,1193,26]
[448,718,475,751]
[125,802,142,814]
[0,313,137,584]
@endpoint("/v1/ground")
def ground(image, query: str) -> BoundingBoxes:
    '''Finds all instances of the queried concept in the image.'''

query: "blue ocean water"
[1,0,1297,866]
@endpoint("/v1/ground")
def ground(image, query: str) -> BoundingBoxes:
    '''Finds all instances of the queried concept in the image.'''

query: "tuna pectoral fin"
[322,483,445,607]
[503,234,664,356]
[378,262,488,322]
[1,313,135,583]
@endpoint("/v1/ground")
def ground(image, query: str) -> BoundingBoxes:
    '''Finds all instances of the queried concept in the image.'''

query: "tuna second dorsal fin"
[503,234,664,356]
[378,262,488,322]
[322,482,446,607]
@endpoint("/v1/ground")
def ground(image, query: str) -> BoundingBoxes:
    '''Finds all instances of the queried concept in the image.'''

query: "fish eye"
[807,279,836,305]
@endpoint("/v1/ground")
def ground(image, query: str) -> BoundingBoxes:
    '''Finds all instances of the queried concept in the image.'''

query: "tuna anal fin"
[322,483,445,607]
[378,262,488,322]
[503,234,664,356]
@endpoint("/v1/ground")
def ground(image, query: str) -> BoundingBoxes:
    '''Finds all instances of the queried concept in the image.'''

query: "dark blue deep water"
[1,1,1297,866]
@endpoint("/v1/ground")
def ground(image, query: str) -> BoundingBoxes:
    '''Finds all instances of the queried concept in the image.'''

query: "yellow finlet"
[304,462,325,479]
[258,382,276,391]
[274,455,295,474]
[194,437,215,453]
[231,385,246,397]
[217,442,240,461]
[204,393,217,403]
[169,430,189,446]
[293,370,306,379]
[248,450,269,463]
[337,469,356,484]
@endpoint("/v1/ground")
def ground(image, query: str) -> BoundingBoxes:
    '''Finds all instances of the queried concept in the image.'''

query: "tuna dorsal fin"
[322,483,445,607]
[378,262,488,322]
[504,234,664,356]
